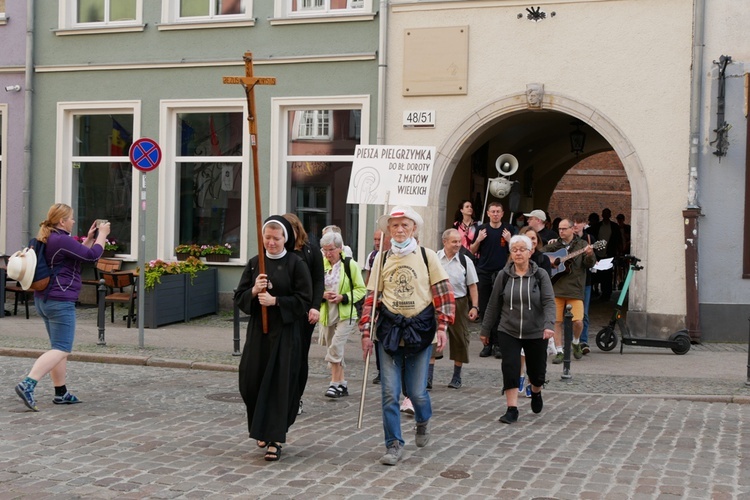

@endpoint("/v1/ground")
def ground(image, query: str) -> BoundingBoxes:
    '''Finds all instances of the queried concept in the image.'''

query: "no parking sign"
[129,138,162,172]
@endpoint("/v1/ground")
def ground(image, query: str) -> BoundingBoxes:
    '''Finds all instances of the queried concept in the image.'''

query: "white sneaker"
[547,337,557,357]
[400,397,415,416]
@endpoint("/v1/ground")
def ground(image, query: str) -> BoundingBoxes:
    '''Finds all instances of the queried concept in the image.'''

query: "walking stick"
[357,200,389,428]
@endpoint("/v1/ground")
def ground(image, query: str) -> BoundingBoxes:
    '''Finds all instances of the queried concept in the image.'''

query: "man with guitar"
[542,218,597,364]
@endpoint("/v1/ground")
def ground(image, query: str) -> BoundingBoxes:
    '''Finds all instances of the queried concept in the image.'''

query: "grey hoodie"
[480,260,556,340]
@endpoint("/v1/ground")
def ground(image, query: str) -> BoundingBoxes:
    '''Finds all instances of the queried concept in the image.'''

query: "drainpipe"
[376,0,388,147]
[684,0,705,342]
[22,0,35,244]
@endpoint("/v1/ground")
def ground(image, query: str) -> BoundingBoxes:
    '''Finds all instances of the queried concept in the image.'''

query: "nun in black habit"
[235,215,312,461]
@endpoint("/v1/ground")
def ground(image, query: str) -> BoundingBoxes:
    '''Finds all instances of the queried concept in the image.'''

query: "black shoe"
[426,377,432,391]
[531,391,543,414]
[492,345,502,359]
[372,374,381,385]
[479,345,492,357]
[581,343,590,355]
[499,407,519,424]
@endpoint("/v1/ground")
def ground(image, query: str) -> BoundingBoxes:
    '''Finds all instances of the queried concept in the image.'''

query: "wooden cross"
[223,52,276,333]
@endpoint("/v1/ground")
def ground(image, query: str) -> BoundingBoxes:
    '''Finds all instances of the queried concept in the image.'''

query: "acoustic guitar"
[545,240,606,283]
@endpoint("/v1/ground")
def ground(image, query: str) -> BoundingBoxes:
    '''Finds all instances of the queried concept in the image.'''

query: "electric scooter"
[595,255,691,355]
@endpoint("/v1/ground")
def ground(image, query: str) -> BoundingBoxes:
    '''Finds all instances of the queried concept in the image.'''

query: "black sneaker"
[325,384,340,398]
[426,377,432,391]
[581,343,590,355]
[447,377,462,389]
[297,399,304,414]
[499,407,519,424]
[531,391,543,414]
[372,374,381,385]
[492,345,502,359]
[479,345,492,357]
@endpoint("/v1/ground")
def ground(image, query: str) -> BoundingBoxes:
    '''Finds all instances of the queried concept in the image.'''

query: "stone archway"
[428,92,649,312]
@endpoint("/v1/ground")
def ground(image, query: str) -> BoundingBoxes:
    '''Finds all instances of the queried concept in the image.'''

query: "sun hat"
[377,205,424,233]
[6,247,36,291]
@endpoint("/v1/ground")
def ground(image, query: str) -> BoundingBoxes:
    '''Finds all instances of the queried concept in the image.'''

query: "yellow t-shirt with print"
[368,247,448,318]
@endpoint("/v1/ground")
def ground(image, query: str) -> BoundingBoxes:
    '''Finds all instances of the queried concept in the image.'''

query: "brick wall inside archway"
[547,151,631,224]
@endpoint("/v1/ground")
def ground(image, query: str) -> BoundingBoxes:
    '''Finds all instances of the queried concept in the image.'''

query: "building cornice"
[35,53,377,74]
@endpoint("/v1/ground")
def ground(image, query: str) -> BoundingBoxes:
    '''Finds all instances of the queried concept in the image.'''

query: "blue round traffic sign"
[129,138,162,172]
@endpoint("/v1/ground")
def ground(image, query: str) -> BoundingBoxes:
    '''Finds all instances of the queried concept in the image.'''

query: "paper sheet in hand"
[592,258,614,271]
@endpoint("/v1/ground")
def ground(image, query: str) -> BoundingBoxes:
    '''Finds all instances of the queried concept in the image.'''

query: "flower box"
[143,268,218,328]
[205,253,230,263]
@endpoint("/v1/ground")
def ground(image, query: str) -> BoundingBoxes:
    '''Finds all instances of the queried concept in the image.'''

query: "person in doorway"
[319,231,367,399]
[523,209,558,245]
[283,213,325,416]
[15,203,111,412]
[542,218,596,364]
[470,201,515,358]
[594,208,621,301]
[453,199,480,255]
[235,215,312,461]
[360,206,455,466]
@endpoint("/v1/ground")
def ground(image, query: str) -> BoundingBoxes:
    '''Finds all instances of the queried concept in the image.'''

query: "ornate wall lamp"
[570,121,586,156]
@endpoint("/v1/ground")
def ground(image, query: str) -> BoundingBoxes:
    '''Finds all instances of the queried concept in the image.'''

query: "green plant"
[144,256,208,291]
[104,239,119,252]
[174,243,202,256]
[200,243,233,256]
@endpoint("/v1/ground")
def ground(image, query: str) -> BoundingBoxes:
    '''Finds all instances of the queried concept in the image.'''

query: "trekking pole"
[358,200,389,429]
[561,304,573,380]
[97,278,107,346]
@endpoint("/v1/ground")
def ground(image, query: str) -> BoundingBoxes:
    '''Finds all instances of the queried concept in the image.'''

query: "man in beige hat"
[360,205,455,466]
[523,209,558,245]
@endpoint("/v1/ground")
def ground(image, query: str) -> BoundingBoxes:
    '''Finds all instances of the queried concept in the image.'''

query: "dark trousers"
[298,320,315,397]
[477,269,500,346]
[498,334,548,393]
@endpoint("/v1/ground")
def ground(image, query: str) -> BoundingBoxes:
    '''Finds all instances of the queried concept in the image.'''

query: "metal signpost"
[129,138,162,348]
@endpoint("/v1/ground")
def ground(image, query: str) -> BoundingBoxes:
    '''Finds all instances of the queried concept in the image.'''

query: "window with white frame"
[272,97,369,257]
[59,0,142,28]
[161,0,254,24]
[281,0,369,18]
[160,102,247,261]
[57,103,140,257]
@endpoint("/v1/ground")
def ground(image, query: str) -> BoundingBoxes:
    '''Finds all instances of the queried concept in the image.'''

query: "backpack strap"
[342,256,355,321]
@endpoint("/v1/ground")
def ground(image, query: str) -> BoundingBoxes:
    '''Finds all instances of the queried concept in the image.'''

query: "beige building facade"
[382,0,695,338]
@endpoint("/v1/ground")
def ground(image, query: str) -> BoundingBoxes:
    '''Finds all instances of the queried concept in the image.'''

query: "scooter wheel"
[670,334,691,355]
[596,327,617,352]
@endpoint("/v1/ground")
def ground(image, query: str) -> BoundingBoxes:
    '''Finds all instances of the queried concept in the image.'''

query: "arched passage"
[429,92,649,312]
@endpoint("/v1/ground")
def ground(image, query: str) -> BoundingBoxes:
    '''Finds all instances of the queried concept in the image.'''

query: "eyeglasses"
[558,226,572,231]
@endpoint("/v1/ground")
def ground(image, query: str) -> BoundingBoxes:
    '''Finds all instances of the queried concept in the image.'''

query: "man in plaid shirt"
[360,206,455,466]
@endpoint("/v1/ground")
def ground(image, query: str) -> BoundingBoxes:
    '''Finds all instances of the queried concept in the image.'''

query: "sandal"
[264,442,282,462]
[256,440,267,448]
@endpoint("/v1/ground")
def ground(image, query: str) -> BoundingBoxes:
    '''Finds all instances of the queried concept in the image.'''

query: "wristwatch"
[470,306,479,311]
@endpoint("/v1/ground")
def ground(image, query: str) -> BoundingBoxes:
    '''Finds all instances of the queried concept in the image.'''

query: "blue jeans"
[35,298,76,352]
[378,342,433,447]
[580,285,592,344]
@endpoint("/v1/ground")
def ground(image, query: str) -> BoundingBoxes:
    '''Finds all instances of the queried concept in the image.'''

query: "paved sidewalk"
[2,302,750,498]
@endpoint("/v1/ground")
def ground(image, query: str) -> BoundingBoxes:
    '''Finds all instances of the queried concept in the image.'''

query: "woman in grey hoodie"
[480,234,556,424]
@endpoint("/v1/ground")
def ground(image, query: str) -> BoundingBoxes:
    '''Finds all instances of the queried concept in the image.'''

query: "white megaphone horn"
[481,154,519,222]
[495,153,519,177]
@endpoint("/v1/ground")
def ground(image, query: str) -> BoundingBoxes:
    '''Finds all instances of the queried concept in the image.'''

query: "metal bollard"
[97,278,107,346]
[232,289,241,356]
[561,304,573,380]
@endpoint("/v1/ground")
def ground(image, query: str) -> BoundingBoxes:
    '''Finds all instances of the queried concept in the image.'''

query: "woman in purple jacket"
[15,203,110,412]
